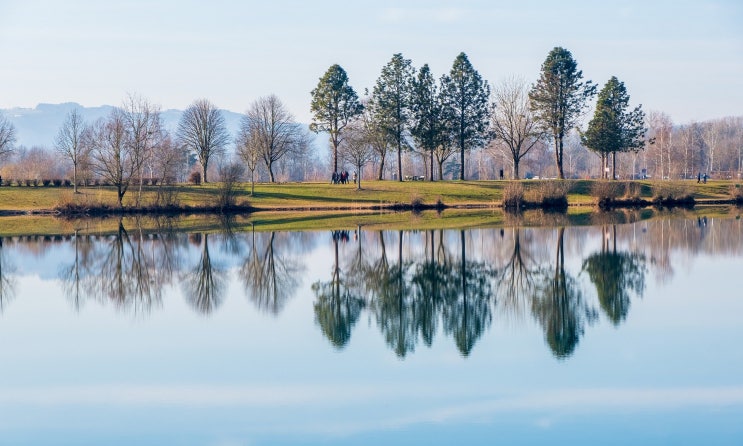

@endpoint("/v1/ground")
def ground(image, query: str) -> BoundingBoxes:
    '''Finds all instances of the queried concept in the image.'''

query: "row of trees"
[310,52,491,182]
[309,47,650,181]
[0,93,314,206]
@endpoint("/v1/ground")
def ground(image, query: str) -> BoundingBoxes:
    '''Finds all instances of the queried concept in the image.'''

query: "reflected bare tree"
[531,228,597,359]
[84,220,163,315]
[493,228,540,318]
[582,225,647,325]
[240,230,303,315]
[59,231,94,311]
[0,238,16,313]
[182,233,226,315]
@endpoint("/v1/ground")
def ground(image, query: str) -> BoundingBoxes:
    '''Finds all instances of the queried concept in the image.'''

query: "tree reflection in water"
[38,213,738,357]
[240,229,304,315]
[582,225,646,325]
[531,227,597,359]
[0,237,16,312]
[183,232,226,315]
[312,230,365,348]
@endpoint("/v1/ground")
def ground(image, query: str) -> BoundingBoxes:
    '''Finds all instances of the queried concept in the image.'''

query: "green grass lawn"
[0,179,740,217]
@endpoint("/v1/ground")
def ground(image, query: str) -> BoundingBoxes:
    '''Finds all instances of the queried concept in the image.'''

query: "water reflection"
[1,213,742,359]
[582,225,647,325]
[0,237,16,312]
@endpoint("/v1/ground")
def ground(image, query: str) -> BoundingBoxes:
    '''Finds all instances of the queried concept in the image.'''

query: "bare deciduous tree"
[122,94,162,203]
[0,113,17,161]
[177,99,230,183]
[235,117,262,196]
[242,95,303,183]
[88,108,142,207]
[490,76,543,179]
[55,109,88,193]
[340,118,375,190]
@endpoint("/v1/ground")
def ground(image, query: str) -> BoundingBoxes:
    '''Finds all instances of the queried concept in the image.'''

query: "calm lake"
[0,212,742,445]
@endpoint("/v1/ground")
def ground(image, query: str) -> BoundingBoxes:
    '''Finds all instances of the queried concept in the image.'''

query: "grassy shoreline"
[0,179,741,236]
[0,179,740,212]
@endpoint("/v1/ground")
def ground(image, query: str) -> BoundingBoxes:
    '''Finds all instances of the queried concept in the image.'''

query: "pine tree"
[310,64,363,175]
[410,64,446,181]
[441,53,491,180]
[371,53,414,182]
[530,47,595,179]
[582,76,646,179]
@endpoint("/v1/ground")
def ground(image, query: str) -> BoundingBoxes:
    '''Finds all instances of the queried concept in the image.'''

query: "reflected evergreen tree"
[183,233,226,315]
[239,230,303,315]
[369,231,417,357]
[531,228,597,358]
[312,229,365,348]
[442,230,493,356]
[409,230,458,346]
[0,238,16,312]
[582,225,646,325]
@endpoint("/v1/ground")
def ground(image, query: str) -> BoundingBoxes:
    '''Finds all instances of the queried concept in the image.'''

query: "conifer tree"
[310,64,363,175]
[530,47,595,179]
[582,76,646,179]
[441,53,491,180]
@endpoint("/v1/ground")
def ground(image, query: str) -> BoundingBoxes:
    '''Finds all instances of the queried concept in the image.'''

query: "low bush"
[730,184,743,204]
[502,181,525,209]
[531,181,570,209]
[652,183,695,207]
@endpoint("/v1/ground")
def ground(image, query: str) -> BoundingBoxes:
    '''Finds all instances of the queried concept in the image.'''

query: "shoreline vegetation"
[0,178,739,214]
[0,179,741,237]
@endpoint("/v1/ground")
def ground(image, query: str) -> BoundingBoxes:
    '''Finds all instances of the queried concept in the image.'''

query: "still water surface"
[0,215,742,445]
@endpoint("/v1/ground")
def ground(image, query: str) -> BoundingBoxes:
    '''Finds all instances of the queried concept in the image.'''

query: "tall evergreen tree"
[371,53,414,182]
[529,47,595,179]
[310,64,363,175]
[441,52,490,180]
[410,64,445,181]
[582,76,646,179]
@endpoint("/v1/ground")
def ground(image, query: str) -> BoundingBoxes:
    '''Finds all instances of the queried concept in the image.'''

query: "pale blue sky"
[0,0,741,123]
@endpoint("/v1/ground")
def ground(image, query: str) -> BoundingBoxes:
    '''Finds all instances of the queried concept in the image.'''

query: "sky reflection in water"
[0,215,741,445]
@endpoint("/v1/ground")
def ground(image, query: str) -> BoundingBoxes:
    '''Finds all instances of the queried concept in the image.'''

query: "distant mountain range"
[0,103,246,149]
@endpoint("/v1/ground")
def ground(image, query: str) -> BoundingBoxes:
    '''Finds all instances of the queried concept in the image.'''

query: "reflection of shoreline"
[0,216,741,359]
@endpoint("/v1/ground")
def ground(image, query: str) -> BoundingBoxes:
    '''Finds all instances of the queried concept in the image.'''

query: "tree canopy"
[582,76,646,179]
[530,47,595,179]
[371,53,414,182]
[310,64,363,175]
[441,52,490,180]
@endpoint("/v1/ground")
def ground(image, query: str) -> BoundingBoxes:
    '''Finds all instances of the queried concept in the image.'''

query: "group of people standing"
[697,172,708,183]
[331,171,356,184]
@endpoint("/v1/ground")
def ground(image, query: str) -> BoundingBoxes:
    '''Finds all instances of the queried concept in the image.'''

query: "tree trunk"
[556,134,565,179]
[73,163,78,194]
[459,137,465,180]
[438,159,444,181]
[397,141,403,182]
[377,155,385,180]
[612,151,617,180]
[513,159,520,180]
[429,148,434,181]
[250,170,255,196]
[202,161,208,184]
